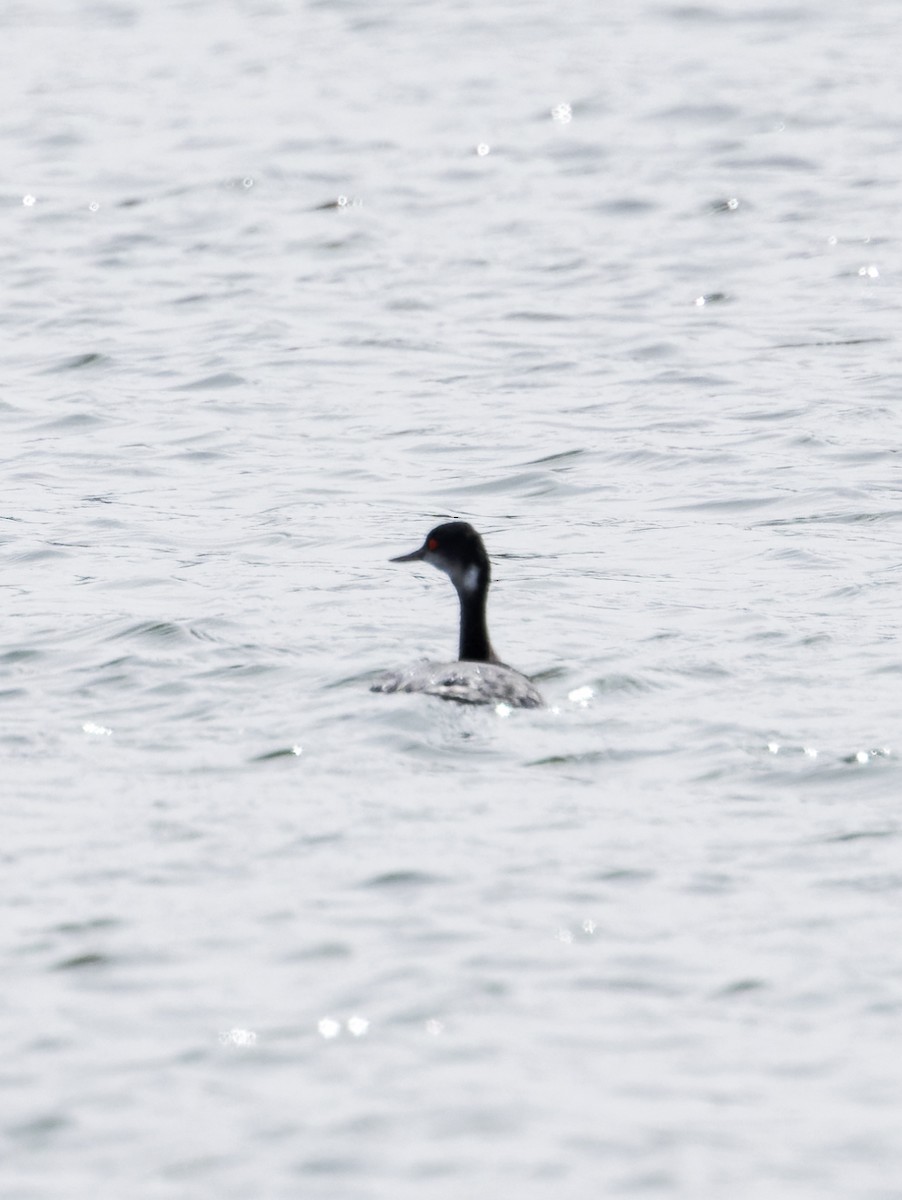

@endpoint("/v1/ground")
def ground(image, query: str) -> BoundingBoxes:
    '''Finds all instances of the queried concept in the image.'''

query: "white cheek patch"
[461,565,480,593]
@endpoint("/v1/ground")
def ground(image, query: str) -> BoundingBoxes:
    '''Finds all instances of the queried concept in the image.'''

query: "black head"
[391,521,491,596]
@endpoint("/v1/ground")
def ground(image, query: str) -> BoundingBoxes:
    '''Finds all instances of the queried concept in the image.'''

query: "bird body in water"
[372,522,543,709]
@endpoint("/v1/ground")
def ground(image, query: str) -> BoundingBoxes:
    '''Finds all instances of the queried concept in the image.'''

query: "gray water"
[4,0,902,1196]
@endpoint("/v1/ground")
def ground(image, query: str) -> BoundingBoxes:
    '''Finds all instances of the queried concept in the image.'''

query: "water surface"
[3,1,902,1197]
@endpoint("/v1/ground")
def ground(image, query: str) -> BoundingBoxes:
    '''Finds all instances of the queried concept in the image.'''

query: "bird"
[371,521,543,708]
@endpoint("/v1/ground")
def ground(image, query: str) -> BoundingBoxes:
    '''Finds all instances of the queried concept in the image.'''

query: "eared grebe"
[371,521,543,708]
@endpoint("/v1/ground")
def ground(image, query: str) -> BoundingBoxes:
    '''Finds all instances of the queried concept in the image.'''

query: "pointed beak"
[390,542,428,563]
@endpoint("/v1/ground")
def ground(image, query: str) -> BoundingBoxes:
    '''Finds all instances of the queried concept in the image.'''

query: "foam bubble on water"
[220,1028,256,1047]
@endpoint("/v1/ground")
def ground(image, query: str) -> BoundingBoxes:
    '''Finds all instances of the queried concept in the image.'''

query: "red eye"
[428,538,438,551]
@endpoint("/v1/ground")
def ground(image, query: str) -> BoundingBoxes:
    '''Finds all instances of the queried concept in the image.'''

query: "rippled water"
[4,1,902,1196]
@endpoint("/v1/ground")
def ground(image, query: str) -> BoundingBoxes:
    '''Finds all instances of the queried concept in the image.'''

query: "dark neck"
[456,586,499,664]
